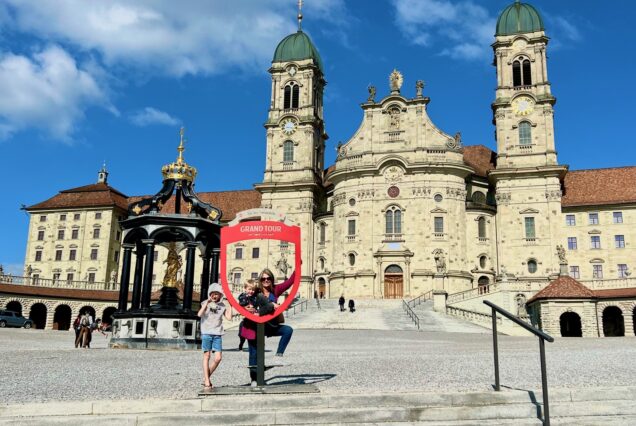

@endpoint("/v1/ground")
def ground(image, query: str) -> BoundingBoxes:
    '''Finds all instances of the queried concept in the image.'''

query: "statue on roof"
[415,80,425,98]
[389,69,403,94]
[367,85,376,103]
[556,244,567,264]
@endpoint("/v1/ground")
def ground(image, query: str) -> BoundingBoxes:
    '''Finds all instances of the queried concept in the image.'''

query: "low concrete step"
[2,387,636,425]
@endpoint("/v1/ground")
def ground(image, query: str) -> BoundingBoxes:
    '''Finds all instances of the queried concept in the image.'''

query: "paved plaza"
[2,303,636,405]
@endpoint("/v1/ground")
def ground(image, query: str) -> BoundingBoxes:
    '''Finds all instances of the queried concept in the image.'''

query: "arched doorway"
[53,305,72,331]
[478,276,489,294]
[317,278,326,299]
[560,312,582,337]
[602,306,625,337]
[102,307,117,327]
[6,301,22,316]
[29,303,47,329]
[79,305,96,319]
[384,265,403,299]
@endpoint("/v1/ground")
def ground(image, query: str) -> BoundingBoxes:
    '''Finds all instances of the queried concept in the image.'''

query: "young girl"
[197,283,232,389]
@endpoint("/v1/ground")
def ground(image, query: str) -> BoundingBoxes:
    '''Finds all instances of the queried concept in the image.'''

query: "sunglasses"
[260,276,272,282]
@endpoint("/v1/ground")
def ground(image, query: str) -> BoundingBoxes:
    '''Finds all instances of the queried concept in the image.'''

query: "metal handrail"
[402,300,420,329]
[407,290,433,308]
[483,300,554,426]
[285,299,308,318]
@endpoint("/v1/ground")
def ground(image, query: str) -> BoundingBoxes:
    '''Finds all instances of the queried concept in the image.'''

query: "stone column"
[432,290,448,313]
[140,239,156,310]
[117,244,134,312]
[210,248,220,283]
[199,254,211,304]
[182,242,198,312]
[131,245,145,310]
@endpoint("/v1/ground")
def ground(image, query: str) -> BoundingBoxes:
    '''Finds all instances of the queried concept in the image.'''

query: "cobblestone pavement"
[1,326,636,404]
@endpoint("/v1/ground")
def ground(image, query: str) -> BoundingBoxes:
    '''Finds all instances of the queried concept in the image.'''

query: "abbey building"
[6,2,636,336]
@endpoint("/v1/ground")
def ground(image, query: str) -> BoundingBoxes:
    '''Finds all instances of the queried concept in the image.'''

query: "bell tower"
[490,1,568,281]
[255,4,327,297]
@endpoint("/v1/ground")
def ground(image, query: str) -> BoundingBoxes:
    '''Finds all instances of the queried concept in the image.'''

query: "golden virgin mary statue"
[162,242,182,288]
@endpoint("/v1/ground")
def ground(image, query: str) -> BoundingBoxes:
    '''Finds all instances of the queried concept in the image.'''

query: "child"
[197,283,232,389]
[237,281,258,351]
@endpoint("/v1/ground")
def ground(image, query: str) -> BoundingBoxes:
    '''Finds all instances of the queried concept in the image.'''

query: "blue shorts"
[202,334,223,353]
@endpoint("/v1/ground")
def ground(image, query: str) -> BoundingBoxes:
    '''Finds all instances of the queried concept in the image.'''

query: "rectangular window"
[565,214,576,226]
[57,230,64,240]
[88,273,96,283]
[66,273,74,283]
[251,272,259,280]
[71,229,79,239]
[348,219,356,236]
[235,248,243,259]
[434,217,444,234]
[252,247,259,259]
[55,250,62,261]
[39,215,46,222]
[53,273,60,281]
[589,213,599,225]
[524,217,536,239]
[570,266,580,279]
[591,236,601,249]
[35,250,42,261]
[618,264,629,278]
[153,250,159,261]
[74,213,81,221]
[613,212,623,224]
[116,231,121,241]
[69,249,76,261]
[90,249,98,260]
[592,265,603,279]
[233,272,241,284]
[519,122,532,145]
[37,230,45,241]
[114,251,119,262]
[280,241,289,251]
[95,212,102,219]
[93,228,100,239]
[567,237,577,250]
[60,214,66,221]
[615,235,625,248]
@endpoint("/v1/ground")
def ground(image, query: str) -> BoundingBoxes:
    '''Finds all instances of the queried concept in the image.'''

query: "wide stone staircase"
[408,299,490,333]
[4,386,636,424]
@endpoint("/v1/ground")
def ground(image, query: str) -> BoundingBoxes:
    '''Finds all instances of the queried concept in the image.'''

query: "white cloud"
[0,45,113,142]
[392,0,497,60]
[0,0,345,77]
[130,107,180,127]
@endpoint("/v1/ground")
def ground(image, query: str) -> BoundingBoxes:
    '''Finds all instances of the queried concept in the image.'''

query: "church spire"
[97,161,108,184]
[297,0,303,31]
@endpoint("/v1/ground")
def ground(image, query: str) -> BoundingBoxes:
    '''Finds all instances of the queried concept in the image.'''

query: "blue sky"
[1,0,635,274]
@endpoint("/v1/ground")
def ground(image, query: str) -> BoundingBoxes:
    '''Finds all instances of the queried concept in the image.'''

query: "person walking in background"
[73,313,82,348]
[338,295,345,312]
[348,299,355,313]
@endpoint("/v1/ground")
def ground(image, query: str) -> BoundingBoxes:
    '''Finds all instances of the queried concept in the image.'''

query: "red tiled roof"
[129,189,261,222]
[562,167,636,207]
[462,145,497,177]
[594,288,636,299]
[527,275,595,303]
[27,183,129,211]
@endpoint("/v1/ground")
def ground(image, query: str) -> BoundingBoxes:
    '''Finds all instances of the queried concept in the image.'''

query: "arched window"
[512,58,532,87]
[478,217,487,238]
[283,141,294,162]
[348,253,356,266]
[319,222,326,244]
[479,255,487,269]
[527,259,537,274]
[385,206,402,235]
[284,82,299,109]
[319,257,325,270]
[519,121,532,146]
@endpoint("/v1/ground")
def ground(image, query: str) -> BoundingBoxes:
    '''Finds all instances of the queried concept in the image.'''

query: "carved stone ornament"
[388,107,401,129]
[384,166,404,183]
[495,192,511,204]
[387,186,400,198]
[556,244,567,264]
[545,190,562,200]
[445,132,462,151]
[432,249,446,273]
[389,69,404,93]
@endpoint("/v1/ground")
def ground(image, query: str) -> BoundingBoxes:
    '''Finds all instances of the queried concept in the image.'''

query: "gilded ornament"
[132,205,142,215]
[389,69,403,93]
[162,242,182,288]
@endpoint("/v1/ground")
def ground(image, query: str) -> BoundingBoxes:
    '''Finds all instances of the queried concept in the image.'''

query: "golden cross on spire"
[298,0,303,31]
[177,127,186,163]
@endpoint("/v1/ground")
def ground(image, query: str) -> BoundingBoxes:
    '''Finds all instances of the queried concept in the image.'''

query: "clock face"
[281,118,297,135]
[512,96,534,116]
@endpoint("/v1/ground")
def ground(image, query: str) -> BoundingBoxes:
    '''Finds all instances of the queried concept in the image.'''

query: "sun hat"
[208,283,224,297]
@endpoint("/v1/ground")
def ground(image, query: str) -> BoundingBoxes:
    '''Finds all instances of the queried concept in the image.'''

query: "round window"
[434,194,443,203]
[388,186,400,198]
[472,191,486,204]
[527,260,537,274]
[348,253,356,266]
[349,198,356,207]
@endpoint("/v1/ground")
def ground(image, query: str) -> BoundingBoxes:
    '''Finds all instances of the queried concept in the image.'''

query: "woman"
[242,268,295,386]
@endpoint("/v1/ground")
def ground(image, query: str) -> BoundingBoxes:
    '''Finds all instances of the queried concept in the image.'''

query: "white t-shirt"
[200,301,226,335]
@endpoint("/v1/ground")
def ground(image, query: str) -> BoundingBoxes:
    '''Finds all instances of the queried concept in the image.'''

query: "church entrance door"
[384,265,403,299]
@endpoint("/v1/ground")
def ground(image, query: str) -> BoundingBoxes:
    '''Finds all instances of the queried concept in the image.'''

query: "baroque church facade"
[6,2,636,335]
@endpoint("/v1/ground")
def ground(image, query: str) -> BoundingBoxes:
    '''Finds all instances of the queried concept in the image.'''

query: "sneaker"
[250,381,258,388]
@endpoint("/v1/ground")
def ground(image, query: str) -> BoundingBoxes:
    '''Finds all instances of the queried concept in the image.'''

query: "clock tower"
[489,1,568,281]
[255,10,327,296]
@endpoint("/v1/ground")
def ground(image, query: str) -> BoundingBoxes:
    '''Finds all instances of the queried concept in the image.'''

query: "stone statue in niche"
[110,270,118,284]
[389,107,401,129]
[162,242,182,288]
[515,294,527,316]
[276,253,289,279]
[433,249,446,273]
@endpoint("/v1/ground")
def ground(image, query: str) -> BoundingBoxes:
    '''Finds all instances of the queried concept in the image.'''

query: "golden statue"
[162,242,182,288]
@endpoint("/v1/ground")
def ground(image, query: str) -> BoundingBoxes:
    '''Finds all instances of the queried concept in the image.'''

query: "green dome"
[496,1,544,36]
[273,31,324,73]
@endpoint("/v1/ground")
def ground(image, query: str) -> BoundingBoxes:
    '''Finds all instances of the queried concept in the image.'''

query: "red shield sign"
[220,221,301,323]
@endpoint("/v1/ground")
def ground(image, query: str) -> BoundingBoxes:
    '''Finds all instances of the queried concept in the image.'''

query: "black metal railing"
[407,290,433,308]
[483,300,554,426]
[402,300,420,329]
[285,299,308,317]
